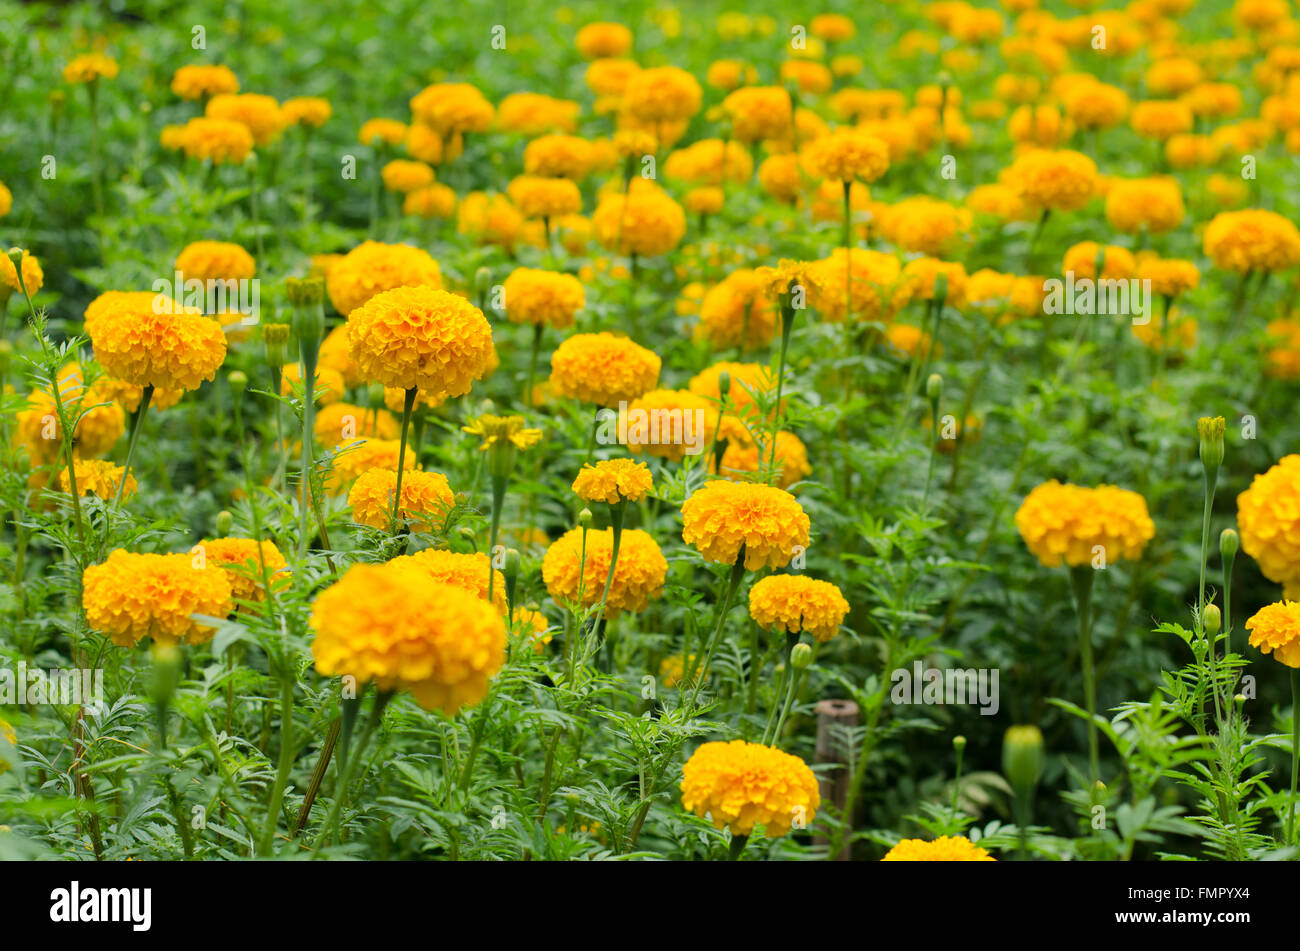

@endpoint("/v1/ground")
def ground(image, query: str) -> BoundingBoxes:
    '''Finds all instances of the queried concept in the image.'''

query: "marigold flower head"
[572,458,653,504]
[359,118,408,146]
[878,198,972,256]
[1104,178,1185,234]
[1008,104,1075,148]
[682,479,810,570]
[695,269,778,350]
[392,548,507,614]
[171,64,239,100]
[326,240,443,316]
[195,537,288,604]
[1062,81,1130,130]
[882,835,996,861]
[410,83,495,135]
[587,59,641,98]
[1203,209,1300,274]
[347,285,493,397]
[57,458,135,501]
[175,240,256,284]
[592,179,686,257]
[1062,241,1136,281]
[663,139,753,186]
[0,248,43,296]
[1015,480,1155,567]
[205,93,284,146]
[497,93,581,137]
[523,134,593,180]
[348,467,454,533]
[63,53,118,84]
[1131,99,1194,140]
[381,159,436,193]
[622,66,703,123]
[310,562,505,715]
[576,21,634,59]
[621,389,713,462]
[457,191,526,251]
[87,296,227,392]
[0,182,11,217]
[1237,456,1300,586]
[802,128,890,183]
[178,117,255,164]
[15,364,127,463]
[757,153,802,204]
[721,86,793,143]
[749,574,848,641]
[83,549,234,647]
[507,175,583,220]
[542,526,666,617]
[403,183,457,220]
[781,59,832,95]
[681,740,820,837]
[1246,601,1300,667]
[1006,148,1096,212]
[549,331,660,406]
[281,96,331,128]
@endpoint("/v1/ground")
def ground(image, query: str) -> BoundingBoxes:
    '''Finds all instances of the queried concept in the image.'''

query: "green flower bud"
[1203,603,1222,635]
[926,372,943,403]
[717,370,732,400]
[790,642,813,669]
[578,508,593,528]
[1220,528,1239,559]
[1002,725,1045,793]
[952,734,966,752]
[215,510,234,537]
[228,370,248,395]
[149,642,183,708]
[1198,416,1225,470]
[474,266,492,298]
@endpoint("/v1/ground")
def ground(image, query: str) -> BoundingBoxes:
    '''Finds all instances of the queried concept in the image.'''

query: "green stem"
[390,387,417,531]
[1070,565,1099,784]
[257,676,295,856]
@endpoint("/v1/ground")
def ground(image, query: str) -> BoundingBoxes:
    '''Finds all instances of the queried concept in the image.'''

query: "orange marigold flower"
[695,269,778,350]
[681,740,820,836]
[63,53,118,84]
[572,458,653,504]
[523,134,593,180]
[882,835,996,861]
[1015,480,1155,567]
[359,118,408,146]
[1203,209,1300,274]
[58,458,135,502]
[1005,148,1096,212]
[205,93,284,146]
[542,527,667,617]
[325,438,413,494]
[507,174,583,219]
[749,574,849,641]
[87,297,227,392]
[503,267,585,329]
[592,179,686,256]
[1246,601,1300,667]
[0,248,43,296]
[314,402,399,445]
[83,549,234,647]
[681,480,811,570]
[326,240,443,316]
[622,66,702,123]
[623,389,714,462]
[175,240,256,283]
[549,331,661,406]
[409,83,494,135]
[576,21,634,59]
[348,467,454,533]
[391,549,507,614]
[178,117,255,164]
[381,159,436,193]
[281,96,331,128]
[194,537,288,604]
[801,128,890,183]
[1237,455,1300,586]
[171,64,239,100]
[1104,178,1185,234]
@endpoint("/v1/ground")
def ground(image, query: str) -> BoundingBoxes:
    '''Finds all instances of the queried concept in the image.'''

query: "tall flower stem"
[87,80,104,220]
[767,288,796,476]
[1069,564,1099,784]
[257,676,295,856]
[297,347,319,561]
[314,689,392,853]
[524,322,544,411]
[686,550,747,709]
[593,501,626,624]
[390,386,417,531]
[115,384,154,509]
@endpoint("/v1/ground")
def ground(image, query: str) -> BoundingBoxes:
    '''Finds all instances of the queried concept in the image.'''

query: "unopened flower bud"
[952,734,966,752]
[926,373,943,404]
[1002,725,1044,793]
[1198,415,1225,470]
[790,642,812,669]
[717,370,731,400]
[1203,603,1222,635]
[474,266,492,298]
[578,508,593,529]
[1219,528,1239,560]
[215,510,234,537]
[228,370,248,395]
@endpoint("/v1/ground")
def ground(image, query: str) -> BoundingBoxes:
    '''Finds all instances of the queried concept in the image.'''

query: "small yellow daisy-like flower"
[175,240,256,284]
[57,459,136,502]
[801,128,890,183]
[681,740,820,837]
[281,96,332,128]
[310,562,506,716]
[82,549,234,647]
[194,537,288,604]
[572,458,653,504]
[1015,480,1155,568]
[347,285,494,397]
[1246,601,1300,667]
[63,53,118,84]
[1203,209,1300,274]
[542,527,667,617]
[881,835,996,861]
[170,64,239,100]
[502,267,585,329]
[206,92,285,146]
[749,574,849,642]
[462,414,543,452]
[392,549,507,615]
[325,240,443,316]
[178,117,255,165]
[549,331,661,407]
[681,480,811,570]
[347,467,454,533]
[1237,455,1300,587]
[381,159,436,194]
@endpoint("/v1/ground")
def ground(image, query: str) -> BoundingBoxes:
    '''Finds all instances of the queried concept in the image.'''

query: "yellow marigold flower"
[57,458,135,502]
[325,240,443,316]
[175,240,256,283]
[523,134,592,180]
[497,93,580,136]
[348,467,454,533]
[878,197,972,256]
[171,64,239,100]
[314,402,399,445]
[1139,256,1200,298]
[1265,319,1300,380]
[592,179,686,257]
[1131,309,1196,353]
[318,324,363,385]
[88,297,227,392]
[381,159,435,193]
[194,537,288,604]
[681,740,820,837]
[549,331,660,406]
[82,549,233,647]
[802,128,890,183]
[0,248,43,296]
[403,183,456,219]
[514,607,552,653]
[507,175,583,220]
[394,549,507,614]
[555,214,592,255]
[586,58,641,97]
[1006,148,1096,212]
[780,59,833,96]
[1009,104,1075,148]
[1015,480,1155,567]
[682,479,810,570]
[359,118,407,146]
[1062,241,1136,280]
[347,285,494,397]
[722,86,793,144]
[0,181,11,217]
[576,21,633,59]
[310,563,505,715]
[205,93,284,146]
[572,458,653,504]
[883,323,933,360]
[757,153,802,204]
[403,122,444,165]
[382,385,447,414]
[94,376,183,414]
[179,117,255,164]
[409,83,494,135]
[462,413,543,452]
[1184,82,1242,120]
[1246,601,1300,667]
[325,438,413,494]
[695,269,778,350]
[623,389,713,462]
[1238,455,1300,586]
[502,268,584,329]
[63,53,118,84]
[281,96,331,128]
[1147,56,1203,96]
[664,139,753,186]
[542,526,667,616]
[966,183,1031,222]
[749,574,848,641]
[622,66,702,123]
[902,257,967,307]
[1203,209,1300,274]
[457,191,525,250]
[811,12,856,41]
[807,248,910,324]
[882,835,995,861]
[1130,99,1194,140]
[706,59,753,91]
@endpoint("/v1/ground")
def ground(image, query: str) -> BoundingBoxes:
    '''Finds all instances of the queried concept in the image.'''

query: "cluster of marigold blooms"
[12,0,1300,857]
